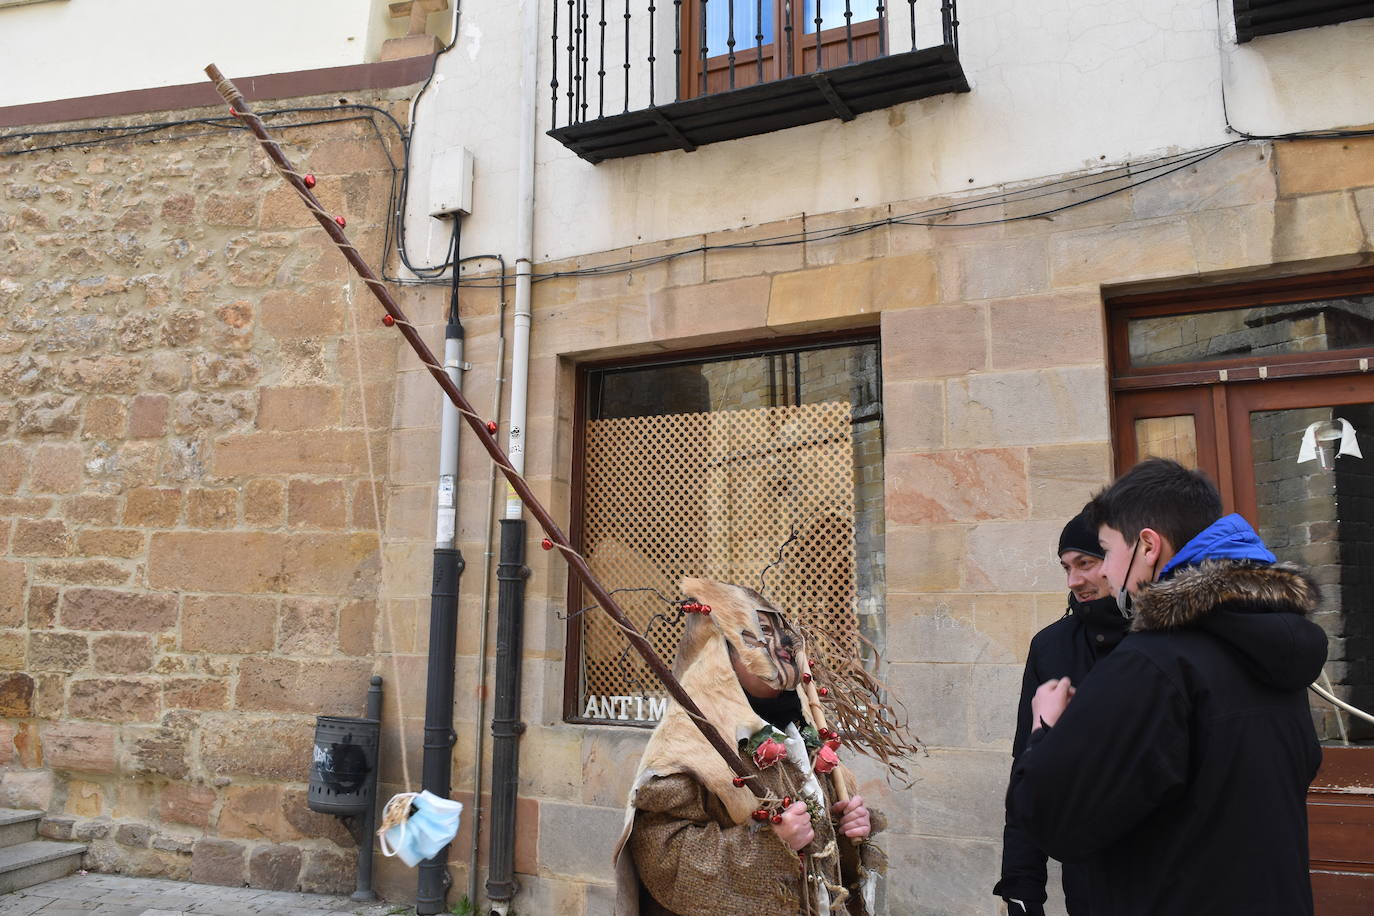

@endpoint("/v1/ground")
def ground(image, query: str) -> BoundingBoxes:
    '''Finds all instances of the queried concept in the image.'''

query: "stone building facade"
[0,79,415,892]
[2,2,1374,915]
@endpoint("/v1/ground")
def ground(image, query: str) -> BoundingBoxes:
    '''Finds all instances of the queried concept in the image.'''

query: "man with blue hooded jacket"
[1008,458,1328,915]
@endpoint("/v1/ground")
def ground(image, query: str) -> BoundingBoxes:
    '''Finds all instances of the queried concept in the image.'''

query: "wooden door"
[1108,266,1374,912]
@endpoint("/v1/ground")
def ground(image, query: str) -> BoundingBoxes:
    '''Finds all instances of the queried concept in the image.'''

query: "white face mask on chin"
[1113,538,1142,620]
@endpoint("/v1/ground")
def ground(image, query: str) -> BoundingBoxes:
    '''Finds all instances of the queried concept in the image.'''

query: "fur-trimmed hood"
[1133,560,1327,690]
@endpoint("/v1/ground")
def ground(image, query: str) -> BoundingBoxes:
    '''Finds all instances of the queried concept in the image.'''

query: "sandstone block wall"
[449,137,1371,916]
[0,89,411,893]
[4,92,1373,916]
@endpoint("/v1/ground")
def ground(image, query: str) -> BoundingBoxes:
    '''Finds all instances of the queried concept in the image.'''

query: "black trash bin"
[308,715,380,816]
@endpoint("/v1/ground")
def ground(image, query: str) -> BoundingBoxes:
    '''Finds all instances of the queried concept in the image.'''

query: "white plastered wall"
[0,0,452,107]
[399,0,1374,270]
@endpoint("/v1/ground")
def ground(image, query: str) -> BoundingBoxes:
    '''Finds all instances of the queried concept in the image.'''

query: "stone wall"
[0,89,410,893]
[4,101,1374,916]
[456,136,1373,915]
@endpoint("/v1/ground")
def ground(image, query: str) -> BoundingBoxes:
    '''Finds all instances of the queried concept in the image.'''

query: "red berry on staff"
[771,814,783,824]
[486,420,498,433]
[334,215,347,228]
[382,314,395,327]
[732,777,746,787]
[540,538,553,551]
[818,687,829,697]
[303,174,317,188]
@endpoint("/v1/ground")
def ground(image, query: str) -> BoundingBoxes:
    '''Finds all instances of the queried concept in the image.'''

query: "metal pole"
[416,219,468,913]
[485,520,527,910]
[204,64,765,796]
[466,259,508,911]
[352,675,384,902]
[417,545,463,914]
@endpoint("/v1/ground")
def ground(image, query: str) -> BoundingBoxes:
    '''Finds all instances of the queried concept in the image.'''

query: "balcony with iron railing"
[1234,0,1374,43]
[547,1,967,163]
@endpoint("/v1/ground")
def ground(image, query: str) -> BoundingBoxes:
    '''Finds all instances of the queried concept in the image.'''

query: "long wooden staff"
[204,64,764,796]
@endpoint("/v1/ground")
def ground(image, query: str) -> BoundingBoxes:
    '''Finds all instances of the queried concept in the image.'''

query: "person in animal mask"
[994,509,1129,916]
[613,578,882,916]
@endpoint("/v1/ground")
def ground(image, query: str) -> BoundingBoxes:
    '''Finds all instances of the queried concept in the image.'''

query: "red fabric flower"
[753,737,787,770]
[814,744,840,774]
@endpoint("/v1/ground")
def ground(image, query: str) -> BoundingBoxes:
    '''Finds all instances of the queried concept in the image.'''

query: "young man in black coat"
[994,511,1130,915]
[1007,459,1328,915]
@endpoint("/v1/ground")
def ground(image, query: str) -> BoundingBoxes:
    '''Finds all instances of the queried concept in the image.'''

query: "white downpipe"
[436,332,464,548]
[504,0,538,521]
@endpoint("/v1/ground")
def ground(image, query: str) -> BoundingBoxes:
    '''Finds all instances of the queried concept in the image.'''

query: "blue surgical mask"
[378,790,463,867]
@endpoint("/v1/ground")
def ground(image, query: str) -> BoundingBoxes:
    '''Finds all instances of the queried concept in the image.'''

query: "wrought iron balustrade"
[548,0,968,163]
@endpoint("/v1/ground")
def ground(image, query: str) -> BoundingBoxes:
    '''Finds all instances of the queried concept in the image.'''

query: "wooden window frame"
[1108,265,1374,509]
[680,2,884,99]
[562,328,880,725]
[1108,266,1374,392]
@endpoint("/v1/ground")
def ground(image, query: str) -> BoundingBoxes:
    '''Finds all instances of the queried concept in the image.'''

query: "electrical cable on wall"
[8,113,1372,294]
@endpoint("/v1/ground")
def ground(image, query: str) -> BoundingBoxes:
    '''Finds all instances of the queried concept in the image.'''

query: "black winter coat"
[994,595,1128,913]
[1008,561,1328,916]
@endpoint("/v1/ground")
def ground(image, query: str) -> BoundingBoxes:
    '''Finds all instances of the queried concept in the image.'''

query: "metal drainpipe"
[416,224,467,915]
[465,257,507,909]
[486,0,539,911]
[485,518,527,910]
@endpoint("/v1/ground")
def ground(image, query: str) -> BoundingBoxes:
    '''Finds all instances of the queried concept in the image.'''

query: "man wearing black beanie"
[993,509,1129,915]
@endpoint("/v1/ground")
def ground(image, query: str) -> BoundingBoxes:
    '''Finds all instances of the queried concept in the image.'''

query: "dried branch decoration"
[803,622,926,785]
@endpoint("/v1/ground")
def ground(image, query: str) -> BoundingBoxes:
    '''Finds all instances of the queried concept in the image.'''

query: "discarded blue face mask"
[377,790,464,867]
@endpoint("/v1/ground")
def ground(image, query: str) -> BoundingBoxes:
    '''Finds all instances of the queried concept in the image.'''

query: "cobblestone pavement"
[0,874,403,916]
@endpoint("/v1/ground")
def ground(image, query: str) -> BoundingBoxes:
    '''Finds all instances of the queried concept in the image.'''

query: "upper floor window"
[688,0,885,95]
[548,0,967,163]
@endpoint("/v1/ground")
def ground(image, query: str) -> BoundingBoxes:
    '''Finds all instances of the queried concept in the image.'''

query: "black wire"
[1211,0,1374,142]
[448,218,463,325]
[558,586,685,621]
[387,1,467,281]
[10,7,1374,298]
[445,142,1242,289]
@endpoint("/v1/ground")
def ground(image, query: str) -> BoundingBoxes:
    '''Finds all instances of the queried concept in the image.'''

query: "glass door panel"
[1248,404,1374,744]
[1134,415,1199,468]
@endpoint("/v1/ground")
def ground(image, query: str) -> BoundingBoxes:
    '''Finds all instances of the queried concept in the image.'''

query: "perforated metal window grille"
[574,399,865,724]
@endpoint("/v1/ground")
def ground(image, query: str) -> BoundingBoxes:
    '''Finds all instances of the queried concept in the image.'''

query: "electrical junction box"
[428,146,475,219]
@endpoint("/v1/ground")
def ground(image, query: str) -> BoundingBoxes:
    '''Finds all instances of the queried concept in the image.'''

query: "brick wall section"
[0,88,410,893]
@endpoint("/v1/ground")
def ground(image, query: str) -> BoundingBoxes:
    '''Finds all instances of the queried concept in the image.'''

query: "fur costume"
[613,578,878,916]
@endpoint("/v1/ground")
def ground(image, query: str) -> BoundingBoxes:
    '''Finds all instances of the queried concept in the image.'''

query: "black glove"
[1003,899,1047,916]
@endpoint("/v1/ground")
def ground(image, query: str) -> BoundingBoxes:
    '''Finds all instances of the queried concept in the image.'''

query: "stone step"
[0,809,42,849]
[0,840,87,895]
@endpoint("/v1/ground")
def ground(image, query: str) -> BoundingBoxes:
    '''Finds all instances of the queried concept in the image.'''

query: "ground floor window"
[565,336,885,725]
